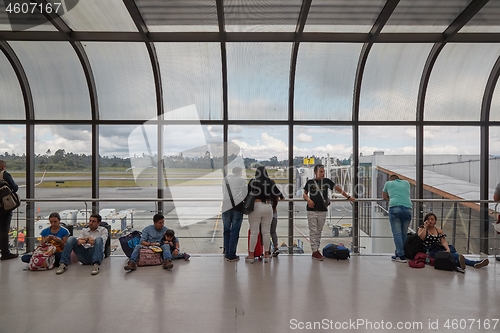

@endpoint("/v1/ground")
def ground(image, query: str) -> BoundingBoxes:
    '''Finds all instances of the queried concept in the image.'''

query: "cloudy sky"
[1,122,498,163]
[2,4,500,162]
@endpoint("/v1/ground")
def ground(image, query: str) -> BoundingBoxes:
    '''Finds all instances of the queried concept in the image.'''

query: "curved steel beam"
[352,0,399,253]
[415,0,489,223]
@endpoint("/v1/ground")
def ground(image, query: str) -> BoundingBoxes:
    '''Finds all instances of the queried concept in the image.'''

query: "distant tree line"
[1,150,350,172]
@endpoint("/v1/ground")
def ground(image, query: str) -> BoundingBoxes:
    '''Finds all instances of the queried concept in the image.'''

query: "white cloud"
[296,133,313,143]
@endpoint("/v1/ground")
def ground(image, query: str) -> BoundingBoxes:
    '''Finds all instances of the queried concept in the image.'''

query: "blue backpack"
[323,243,350,260]
[119,230,141,257]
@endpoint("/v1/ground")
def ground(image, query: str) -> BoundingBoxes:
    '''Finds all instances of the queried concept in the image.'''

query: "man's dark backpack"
[322,243,350,260]
[404,232,425,260]
[0,171,20,213]
[434,251,456,271]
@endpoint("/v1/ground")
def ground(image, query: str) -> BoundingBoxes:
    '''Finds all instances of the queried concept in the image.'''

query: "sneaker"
[245,256,255,264]
[162,260,173,270]
[0,253,18,261]
[264,256,271,263]
[225,255,240,262]
[124,260,137,271]
[184,253,190,261]
[474,258,489,269]
[312,251,324,261]
[56,263,67,275]
[91,263,100,275]
[458,254,466,270]
[272,249,280,257]
[391,255,407,263]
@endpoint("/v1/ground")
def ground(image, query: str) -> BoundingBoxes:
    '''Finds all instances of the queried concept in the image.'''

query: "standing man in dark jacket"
[0,160,19,260]
[303,164,354,261]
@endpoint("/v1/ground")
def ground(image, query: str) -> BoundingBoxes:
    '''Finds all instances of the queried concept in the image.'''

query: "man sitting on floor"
[124,213,189,271]
[56,214,108,276]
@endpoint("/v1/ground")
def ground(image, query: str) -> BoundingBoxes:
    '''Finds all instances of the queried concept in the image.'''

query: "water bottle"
[425,249,430,265]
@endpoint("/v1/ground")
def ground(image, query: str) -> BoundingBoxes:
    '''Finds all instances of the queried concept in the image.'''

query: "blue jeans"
[222,209,243,258]
[450,252,479,267]
[60,236,104,265]
[129,243,183,263]
[389,206,412,257]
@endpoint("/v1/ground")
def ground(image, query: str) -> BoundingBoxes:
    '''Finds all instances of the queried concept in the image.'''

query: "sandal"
[245,256,255,264]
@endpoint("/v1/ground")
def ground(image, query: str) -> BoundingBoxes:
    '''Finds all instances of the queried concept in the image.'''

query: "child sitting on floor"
[163,229,190,261]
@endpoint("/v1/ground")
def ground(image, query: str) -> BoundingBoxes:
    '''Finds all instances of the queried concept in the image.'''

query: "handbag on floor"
[28,244,57,271]
[137,247,163,266]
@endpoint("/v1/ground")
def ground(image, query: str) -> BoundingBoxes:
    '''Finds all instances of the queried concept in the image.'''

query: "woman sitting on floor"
[21,212,70,267]
[418,212,489,272]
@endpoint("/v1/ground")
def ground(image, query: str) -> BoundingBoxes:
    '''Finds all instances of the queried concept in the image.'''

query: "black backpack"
[434,251,456,271]
[322,243,350,260]
[404,233,425,260]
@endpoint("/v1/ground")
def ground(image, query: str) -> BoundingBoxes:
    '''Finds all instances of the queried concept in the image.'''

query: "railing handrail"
[19,198,500,203]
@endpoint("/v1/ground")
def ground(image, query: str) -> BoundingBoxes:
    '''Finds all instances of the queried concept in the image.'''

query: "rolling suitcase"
[248,229,263,260]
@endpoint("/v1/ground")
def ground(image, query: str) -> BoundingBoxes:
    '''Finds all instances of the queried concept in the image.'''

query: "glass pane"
[156,43,222,120]
[423,126,481,254]
[84,42,156,121]
[228,125,288,252]
[382,0,473,33]
[136,0,219,32]
[162,122,225,235]
[9,41,91,120]
[0,125,26,245]
[490,82,500,121]
[358,126,416,254]
[489,129,500,200]
[360,43,433,121]
[460,0,500,33]
[224,0,301,32]
[304,0,386,33]
[227,43,291,120]
[294,126,353,254]
[99,125,160,243]
[34,125,92,219]
[61,0,138,32]
[295,43,362,121]
[426,44,500,121]
[0,50,25,120]
[34,125,92,243]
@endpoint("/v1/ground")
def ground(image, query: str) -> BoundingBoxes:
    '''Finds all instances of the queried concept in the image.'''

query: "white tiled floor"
[1,255,499,333]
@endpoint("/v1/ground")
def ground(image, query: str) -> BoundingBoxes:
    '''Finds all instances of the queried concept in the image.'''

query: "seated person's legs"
[21,253,32,263]
[91,237,104,265]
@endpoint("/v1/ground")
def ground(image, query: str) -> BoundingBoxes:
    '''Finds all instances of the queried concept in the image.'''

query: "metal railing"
[8,197,500,257]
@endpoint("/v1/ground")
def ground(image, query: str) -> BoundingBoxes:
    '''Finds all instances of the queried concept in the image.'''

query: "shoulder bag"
[313,179,330,208]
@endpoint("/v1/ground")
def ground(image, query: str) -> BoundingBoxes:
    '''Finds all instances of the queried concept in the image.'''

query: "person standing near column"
[383,174,412,263]
[494,182,500,261]
[0,160,19,260]
[303,164,355,261]
[222,166,247,262]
